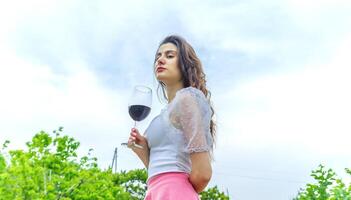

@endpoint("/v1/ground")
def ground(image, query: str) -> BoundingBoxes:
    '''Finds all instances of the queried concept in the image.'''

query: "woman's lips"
[156,67,166,73]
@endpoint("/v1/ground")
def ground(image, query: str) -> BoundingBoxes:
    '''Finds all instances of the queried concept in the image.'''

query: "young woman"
[127,35,216,200]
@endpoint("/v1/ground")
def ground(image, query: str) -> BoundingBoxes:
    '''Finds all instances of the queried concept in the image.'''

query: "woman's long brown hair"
[154,35,216,142]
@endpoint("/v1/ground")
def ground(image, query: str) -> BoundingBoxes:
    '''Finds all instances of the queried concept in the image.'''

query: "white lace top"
[145,86,213,181]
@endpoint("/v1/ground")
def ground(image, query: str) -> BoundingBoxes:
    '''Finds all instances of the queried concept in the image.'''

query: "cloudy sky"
[1,0,351,199]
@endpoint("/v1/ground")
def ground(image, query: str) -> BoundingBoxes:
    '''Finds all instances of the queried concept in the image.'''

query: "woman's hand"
[128,128,150,168]
[128,128,148,149]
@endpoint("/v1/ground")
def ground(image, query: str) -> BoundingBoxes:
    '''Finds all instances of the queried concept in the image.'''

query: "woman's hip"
[145,172,199,200]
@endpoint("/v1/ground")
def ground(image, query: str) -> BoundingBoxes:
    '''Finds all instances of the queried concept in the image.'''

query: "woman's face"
[154,43,182,86]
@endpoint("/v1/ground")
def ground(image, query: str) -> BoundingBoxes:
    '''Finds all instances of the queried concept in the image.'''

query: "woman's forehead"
[157,43,178,53]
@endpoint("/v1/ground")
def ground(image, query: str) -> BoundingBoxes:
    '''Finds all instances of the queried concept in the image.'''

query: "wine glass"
[121,85,152,149]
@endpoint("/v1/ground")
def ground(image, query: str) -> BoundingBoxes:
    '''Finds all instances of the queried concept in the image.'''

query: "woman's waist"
[147,171,190,186]
[149,149,190,166]
[147,159,191,179]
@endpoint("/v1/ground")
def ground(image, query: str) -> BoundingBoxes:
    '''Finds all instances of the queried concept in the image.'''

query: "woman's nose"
[157,57,166,65]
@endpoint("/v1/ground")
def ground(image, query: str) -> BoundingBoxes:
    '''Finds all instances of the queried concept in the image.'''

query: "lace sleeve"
[169,87,213,154]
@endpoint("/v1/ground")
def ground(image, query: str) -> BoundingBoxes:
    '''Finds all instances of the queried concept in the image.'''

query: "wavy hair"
[154,35,216,141]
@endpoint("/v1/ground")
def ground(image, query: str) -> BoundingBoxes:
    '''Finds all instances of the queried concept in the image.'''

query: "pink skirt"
[144,172,199,200]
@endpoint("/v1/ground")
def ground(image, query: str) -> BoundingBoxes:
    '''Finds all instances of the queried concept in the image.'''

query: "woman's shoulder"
[175,86,207,102]
[172,87,211,113]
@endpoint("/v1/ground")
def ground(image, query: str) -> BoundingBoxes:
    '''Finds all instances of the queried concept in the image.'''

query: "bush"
[294,164,351,200]
[0,127,229,200]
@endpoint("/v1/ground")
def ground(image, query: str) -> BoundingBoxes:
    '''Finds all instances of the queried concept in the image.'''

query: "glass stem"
[132,120,142,148]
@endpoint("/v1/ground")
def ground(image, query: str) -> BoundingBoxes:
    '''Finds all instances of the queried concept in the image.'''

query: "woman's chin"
[156,74,167,81]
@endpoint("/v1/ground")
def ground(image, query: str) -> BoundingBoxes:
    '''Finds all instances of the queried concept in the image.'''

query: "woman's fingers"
[128,128,147,149]
[127,133,137,147]
[131,128,143,140]
[127,138,133,146]
[129,136,137,143]
[131,128,140,137]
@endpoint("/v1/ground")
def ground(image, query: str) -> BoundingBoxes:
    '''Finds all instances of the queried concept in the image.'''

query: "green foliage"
[200,186,230,200]
[295,164,351,200]
[0,127,230,200]
[0,154,5,173]
[114,169,147,200]
[0,127,130,200]
[0,140,9,173]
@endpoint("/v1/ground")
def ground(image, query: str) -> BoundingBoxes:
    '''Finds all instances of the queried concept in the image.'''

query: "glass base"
[121,142,143,149]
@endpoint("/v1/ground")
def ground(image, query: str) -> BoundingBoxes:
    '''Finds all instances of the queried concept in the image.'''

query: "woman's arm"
[128,128,150,168]
[189,151,212,193]
[171,88,213,192]
[132,146,149,168]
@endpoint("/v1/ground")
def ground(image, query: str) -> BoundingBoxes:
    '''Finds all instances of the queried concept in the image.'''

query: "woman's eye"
[167,55,174,58]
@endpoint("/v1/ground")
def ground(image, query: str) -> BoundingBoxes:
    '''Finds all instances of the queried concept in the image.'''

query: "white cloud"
[217,33,351,153]
[0,50,130,163]
[211,32,351,200]
[285,0,351,15]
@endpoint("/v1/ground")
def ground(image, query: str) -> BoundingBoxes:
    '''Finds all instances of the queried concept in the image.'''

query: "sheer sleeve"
[169,87,213,154]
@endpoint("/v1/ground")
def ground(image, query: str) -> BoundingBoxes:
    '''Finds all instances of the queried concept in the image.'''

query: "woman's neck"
[166,83,184,104]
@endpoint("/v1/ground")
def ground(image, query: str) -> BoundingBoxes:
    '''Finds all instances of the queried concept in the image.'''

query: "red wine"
[128,105,151,121]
